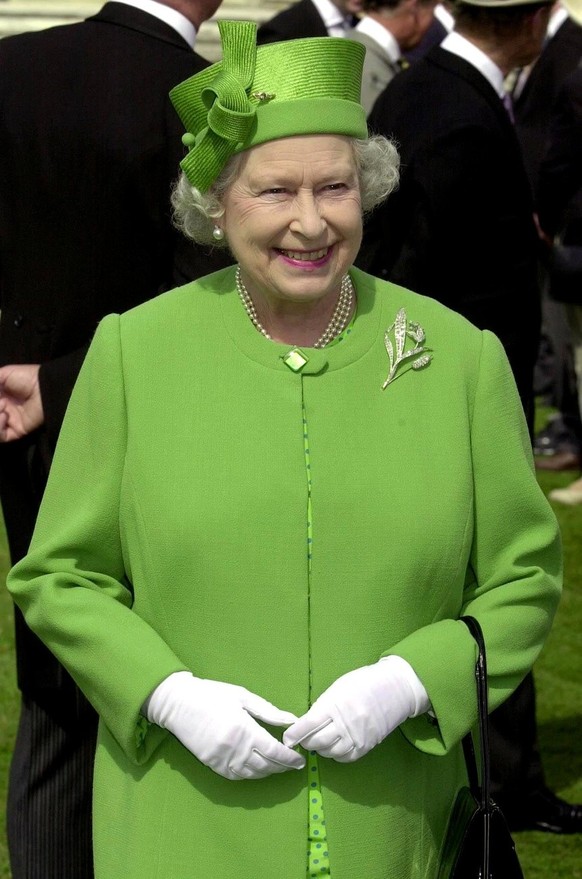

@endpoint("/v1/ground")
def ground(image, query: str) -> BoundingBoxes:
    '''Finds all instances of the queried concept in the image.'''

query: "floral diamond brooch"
[382,308,433,390]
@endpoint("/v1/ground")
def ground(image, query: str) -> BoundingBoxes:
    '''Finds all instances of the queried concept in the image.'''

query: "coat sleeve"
[383,330,562,755]
[537,69,582,237]
[7,313,188,764]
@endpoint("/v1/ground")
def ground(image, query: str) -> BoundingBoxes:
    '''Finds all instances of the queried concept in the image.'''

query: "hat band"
[240,98,368,153]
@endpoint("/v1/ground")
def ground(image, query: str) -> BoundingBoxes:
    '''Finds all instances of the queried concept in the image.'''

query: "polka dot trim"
[307,752,330,878]
[302,403,332,879]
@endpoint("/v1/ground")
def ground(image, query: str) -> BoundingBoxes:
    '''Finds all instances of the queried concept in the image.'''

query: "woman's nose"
[289,192,327,239]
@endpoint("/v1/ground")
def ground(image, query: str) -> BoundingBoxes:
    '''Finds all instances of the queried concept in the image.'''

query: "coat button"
[13,314,24,328]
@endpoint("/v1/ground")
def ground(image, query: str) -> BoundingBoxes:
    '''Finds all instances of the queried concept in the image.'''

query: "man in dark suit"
[515,0,582,189]
[257,0,362,42]
[363,0,582,833]
[365,0,552,421]
[347,0,438,113]
[0,2,230,876]
[538,62,582,504]
[403,1,450,60]
[514,0,582,472]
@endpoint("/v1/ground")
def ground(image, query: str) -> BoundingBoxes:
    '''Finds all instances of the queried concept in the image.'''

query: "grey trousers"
[7,688,98,879]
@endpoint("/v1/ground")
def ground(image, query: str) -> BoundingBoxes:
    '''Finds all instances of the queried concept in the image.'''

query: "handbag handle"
[460,615,492,876]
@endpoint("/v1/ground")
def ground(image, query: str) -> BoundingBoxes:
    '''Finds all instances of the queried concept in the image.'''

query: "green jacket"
[9,266,561,879]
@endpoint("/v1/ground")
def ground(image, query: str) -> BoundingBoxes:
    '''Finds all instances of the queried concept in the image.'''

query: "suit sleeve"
[537,70,582,236]
[8,314,188,763]
[38,346,89,450]
[362,118,521,308]
[383,330,562,755]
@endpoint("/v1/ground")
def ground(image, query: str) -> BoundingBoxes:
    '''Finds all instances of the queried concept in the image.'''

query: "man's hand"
[0,364,44,441]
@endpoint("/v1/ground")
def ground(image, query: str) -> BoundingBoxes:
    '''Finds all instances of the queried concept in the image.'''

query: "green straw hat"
[170,20,368,193]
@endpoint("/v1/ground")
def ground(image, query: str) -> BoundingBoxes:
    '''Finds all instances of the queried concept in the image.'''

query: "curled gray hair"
[171,135,400,247]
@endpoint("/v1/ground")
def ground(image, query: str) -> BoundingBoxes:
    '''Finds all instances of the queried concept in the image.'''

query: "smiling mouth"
[277,247,330,261]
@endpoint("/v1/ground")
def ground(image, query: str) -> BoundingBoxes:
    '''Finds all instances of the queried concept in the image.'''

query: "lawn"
[0,467,581,877]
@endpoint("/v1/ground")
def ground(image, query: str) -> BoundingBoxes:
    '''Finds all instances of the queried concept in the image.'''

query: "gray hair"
[171,135,400,247]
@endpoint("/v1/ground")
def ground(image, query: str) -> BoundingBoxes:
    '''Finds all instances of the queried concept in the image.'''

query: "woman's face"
[220,135,363,311]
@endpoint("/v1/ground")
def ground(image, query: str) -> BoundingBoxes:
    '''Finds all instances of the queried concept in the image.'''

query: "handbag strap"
[460,616,492,878]
[460,615,491,812]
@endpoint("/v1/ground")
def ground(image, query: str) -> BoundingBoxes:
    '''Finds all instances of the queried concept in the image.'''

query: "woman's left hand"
[283,656,429,762]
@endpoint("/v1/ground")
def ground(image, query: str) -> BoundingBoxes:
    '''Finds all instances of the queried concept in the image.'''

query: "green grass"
[513,466,582,878]
[0,459,581,877]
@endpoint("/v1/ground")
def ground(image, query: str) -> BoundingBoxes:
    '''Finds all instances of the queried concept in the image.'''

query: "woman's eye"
[262,187,287,196]
[324,183,347,192]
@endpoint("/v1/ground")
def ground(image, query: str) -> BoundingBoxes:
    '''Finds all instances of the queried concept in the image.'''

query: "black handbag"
[437,616,524,879]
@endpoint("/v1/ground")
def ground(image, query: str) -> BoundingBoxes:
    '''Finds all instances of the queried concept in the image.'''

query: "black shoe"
[533,414,581,458]
[507,787,582,834]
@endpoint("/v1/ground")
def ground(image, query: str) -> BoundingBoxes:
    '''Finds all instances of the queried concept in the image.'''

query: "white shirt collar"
[441,30,505,98]
[547,5,569,40]
[435,2,454,32]
[355,16,401,64]
[114,0,197,48]
[312,0,353,35]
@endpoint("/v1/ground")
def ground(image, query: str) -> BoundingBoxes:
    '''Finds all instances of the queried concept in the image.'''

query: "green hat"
[170,20,368,193]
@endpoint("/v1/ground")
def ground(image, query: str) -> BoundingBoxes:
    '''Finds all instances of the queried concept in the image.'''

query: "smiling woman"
[7,17,562,879]
[215,136,364,345]
[171,128,398,346]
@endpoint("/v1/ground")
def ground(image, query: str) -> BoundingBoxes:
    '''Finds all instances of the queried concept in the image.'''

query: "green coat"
[8,266,561,879]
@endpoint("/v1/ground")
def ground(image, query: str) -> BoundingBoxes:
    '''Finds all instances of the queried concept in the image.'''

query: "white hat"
[562,0,582,26]
[456,0,553,7]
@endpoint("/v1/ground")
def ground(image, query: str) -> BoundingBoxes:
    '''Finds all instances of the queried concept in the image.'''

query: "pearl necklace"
[235,266,354,349]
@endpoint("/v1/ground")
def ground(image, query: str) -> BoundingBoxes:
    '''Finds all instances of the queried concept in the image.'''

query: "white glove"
[283,656,430,762]
[143,671,306,780]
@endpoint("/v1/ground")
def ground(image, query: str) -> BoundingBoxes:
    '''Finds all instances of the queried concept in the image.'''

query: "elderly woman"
[8,20,560,879]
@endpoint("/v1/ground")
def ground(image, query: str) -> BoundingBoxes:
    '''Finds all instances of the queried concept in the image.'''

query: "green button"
[282,348,309,372]
[182,132,196,148]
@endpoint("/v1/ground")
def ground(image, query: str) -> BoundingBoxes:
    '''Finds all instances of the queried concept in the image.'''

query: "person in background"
[7,19,561,879]
[515,0,582,474]
[363,0,582,832]
[0,1,230,877]
[537,58,582,504]
[403,1,452,60]
[257,0,362,41]
[347,0,438,113]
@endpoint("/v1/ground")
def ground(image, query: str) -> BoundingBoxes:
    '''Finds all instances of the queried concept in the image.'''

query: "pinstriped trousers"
[1,439,98,878]
[7,688,98,879]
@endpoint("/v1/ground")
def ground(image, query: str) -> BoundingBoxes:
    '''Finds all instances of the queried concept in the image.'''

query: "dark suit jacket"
[257,0,329,43]
[403,16,447,63]
[515,17,582,193]
[537,66,582,240]
[0,1,230,691]
[362,47,541,415]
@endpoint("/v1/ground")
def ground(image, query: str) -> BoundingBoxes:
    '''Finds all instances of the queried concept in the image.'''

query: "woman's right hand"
[143,671,306,780]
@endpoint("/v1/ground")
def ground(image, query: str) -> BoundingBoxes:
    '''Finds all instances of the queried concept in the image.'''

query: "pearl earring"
[212,225,224,241]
